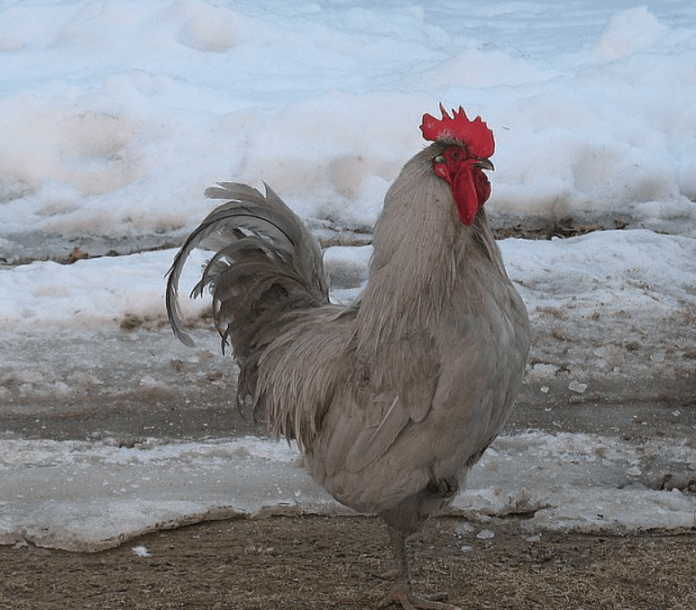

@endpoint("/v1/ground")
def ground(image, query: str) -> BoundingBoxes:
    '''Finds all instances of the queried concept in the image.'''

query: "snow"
[1,0,696,257]
[503,230,696,386]
[2,431,695,551]
[1,0,695,550]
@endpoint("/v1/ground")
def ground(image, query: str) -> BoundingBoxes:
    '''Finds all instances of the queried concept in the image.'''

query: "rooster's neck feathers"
[354,144,504,355]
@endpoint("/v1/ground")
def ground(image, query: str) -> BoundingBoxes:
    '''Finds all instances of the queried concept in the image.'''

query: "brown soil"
[2,515,695,610]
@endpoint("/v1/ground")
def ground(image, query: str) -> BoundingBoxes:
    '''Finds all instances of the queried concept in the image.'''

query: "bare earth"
[2,515,696,610]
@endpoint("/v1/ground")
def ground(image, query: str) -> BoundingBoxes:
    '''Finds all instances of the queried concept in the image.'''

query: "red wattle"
[452,168,479,226]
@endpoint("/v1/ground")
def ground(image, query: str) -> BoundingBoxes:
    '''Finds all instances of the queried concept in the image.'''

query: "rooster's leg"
[381,526,462,610]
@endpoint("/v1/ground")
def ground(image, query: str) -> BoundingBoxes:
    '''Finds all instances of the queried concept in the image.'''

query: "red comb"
[420,103,495,158]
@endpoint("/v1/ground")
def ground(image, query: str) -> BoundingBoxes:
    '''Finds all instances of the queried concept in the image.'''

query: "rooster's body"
[167,106,530,610]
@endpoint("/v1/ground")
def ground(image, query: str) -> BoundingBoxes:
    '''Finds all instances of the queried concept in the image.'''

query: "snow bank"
[2,231,694,389]
[0,436,337,551]
[1,432,694,551]
[0,249,208,329]
[503,230,696,386]
[0,229,693,408]
[1,1,695,263]
[455,431,696,533]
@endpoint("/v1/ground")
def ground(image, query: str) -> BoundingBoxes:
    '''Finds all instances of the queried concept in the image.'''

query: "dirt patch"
[2,515,695,610]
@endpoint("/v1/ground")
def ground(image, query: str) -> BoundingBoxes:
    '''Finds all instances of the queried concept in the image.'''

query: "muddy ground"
[2,515,696,610]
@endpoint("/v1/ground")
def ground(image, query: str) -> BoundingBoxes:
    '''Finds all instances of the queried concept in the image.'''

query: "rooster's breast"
[306,273,530,520]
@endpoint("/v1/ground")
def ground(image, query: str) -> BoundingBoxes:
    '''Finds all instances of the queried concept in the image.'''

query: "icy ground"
[1,229,695,551]
[2,431,696,553]
[1,0,695,551]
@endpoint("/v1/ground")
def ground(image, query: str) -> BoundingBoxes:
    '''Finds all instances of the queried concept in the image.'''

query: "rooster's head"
[420,104,495,226]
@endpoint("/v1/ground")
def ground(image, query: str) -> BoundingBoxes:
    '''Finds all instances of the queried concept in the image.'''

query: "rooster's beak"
[475,158,495,171]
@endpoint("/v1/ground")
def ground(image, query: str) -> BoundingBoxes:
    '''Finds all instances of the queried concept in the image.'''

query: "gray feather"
[165,182,328,357]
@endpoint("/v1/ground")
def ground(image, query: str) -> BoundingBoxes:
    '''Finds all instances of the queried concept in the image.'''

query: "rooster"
[166,105,530,610]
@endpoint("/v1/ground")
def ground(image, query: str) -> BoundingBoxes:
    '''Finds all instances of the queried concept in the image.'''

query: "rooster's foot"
[382,525,462,609]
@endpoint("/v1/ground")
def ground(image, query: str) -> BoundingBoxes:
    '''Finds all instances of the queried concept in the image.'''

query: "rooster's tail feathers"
[165,182,329,356]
